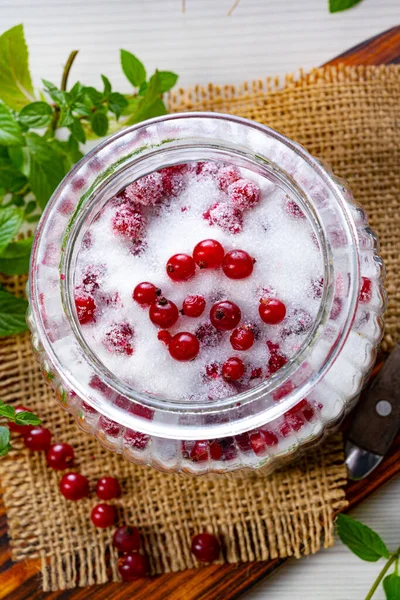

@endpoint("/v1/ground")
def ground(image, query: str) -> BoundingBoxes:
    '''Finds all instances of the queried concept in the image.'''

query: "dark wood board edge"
[2,24,400,600]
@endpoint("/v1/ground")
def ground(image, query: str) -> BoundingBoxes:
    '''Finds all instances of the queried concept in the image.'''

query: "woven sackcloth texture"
[1,64,399,592]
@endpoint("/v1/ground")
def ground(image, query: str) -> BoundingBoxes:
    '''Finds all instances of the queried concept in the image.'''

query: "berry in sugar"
[219,437,238,461]
[46,443,75,470]
[60,472,90,501]
[159,165,187,196]
[196,161,220,177]
[75,294,96,325]
[133,282,161,306]
[259,298,286,325]
[228,179,261,210]
[104,322,134,355]
[80,264,106,294]
[190,440,209,463]
[193,239,225,269]
[222,249,255,280]
[118,552,149,581]
[182,295,206,317]
[157,330,172,345]
[282,307,313,335]
[204,362,220,380]
[168,332,200,361]
[91,503,117,528]
[203,202,243,234]
[230,324,255,351]
[266,341,287,375]
[191,533,221,562]
[124,172,164,206]
[285,198,305,219]
[222,357,245,381]
[166,253,196,282]
[286,399,315,422]
[359,277,372,304]
[23,426,52,452]
[249,429,278,456]
[218,165,241,191]
[124,429,150,450]
[149,298,179,328]
[250,367,263,379]
[113,525,141,553]
[96,476,122,500]
[210,300,241,331]
[112,203,146,240]
[7,406,33,434]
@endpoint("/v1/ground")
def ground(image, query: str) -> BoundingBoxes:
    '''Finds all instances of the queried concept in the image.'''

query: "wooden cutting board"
[1,25,400,600]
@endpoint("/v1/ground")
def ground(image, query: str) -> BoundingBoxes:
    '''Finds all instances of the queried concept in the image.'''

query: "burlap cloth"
[0,65,399,592]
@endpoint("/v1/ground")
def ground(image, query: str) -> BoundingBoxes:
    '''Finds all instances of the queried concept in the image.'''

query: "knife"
[345,344,400,480]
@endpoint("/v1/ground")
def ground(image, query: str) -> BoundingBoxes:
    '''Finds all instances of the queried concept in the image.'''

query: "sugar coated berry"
[112,203,146,240]
[195,322,223,347]
[222,249,255,280]
[222,357,245,381]
[157,330,172,345]
[285,199,305,219]
[60,472,90,501]
[193,239,225,269]
[133,282,160,306]
[230,325,255,351]
[75,294,96,324]
[359,276,372,304]
[210,300,241,331]
[149,298,179,328]
[124,172,164,206]
[104,322,134,355]
[259,298,286,324]
[23,426,52,452]
[203,202,243,234]
[191,533,220,562]
[218,165,241,191]
[7,406,33,434]
[169,332,200,361]
[124,429,150,450]
[96,476,122,500]
[228,179,261,210]
[46,443,75,470]
[91,503,117,528]
[166,253,196,282]
[196,161,220,177]
[118,552,149,581]
[113,526,141,553]
[182,295,206,318]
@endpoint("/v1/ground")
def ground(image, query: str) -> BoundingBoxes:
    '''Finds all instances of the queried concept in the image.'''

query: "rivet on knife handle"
[345,344,400,479]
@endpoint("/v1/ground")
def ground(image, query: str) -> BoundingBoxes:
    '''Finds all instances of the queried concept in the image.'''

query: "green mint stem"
[364,549,400,600]
[61,50,79,91]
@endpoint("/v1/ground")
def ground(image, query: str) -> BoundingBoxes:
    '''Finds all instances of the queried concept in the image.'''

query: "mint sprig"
[0,398,41,457]
[329,0,363,12]
[0,24,178,337]
[336,514,400,600]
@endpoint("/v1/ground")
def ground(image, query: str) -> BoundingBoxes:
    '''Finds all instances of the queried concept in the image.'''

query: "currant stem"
[364,550,399,600]
[61,50,79,91]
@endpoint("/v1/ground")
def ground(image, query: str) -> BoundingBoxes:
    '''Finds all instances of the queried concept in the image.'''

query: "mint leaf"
[0,156,27,192]
[0,102,24,146]
[125,70,163,125]
[383,573,400,600]
[91,111,108,136]
[0,288,28,336]
[0,400,15,419]
[83,86,102,106]
[108,92,128,120]
[0,206,24,254]
[19,102,52,128]
[101,74,112,97]
[0,25,34,110]
[69,118,86,144]
[121,50,146,88]
[336,514,390,562]
[0,237,33,275]
[329,0,363,12]
[0,425,10,451]
[69,81,84,103]
[42,80,67,106]
[154,71,178,93]
[14,411,41,426]
[25,132,65,208]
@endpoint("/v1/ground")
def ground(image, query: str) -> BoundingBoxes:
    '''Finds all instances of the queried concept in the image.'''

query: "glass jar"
[27,113,386,476]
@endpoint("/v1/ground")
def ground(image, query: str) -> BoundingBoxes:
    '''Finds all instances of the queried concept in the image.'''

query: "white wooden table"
[1,1,399,598]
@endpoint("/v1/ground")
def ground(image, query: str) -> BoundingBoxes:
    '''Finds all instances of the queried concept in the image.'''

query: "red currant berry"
[182,295,206,317]
[166,253,196,282]
[113,526,141,553]
[80,264,105,294]
[7,406,33,434]
[157,330,172,345]
[118,552,149,581]
[230,325,255,351]
[133,282,160,306]
[190,440,210,462]
[218,165,241,191]
[75,294,96,324]
[112,203,146,240]
[228,179,261,210]
[23,426,52,452]
[359,276,372,304]
[124,429,150,450]
[168,332,200,361]
[259,298,286,324]
[60,472,90,501]
[222,357,245,381]
[196,161,220,177]
[210,440,223,460]
[191,533,220,562]
[210,300,241,331]
[222,249,255,280]
[193,239,225,269]
[203,202,243,234]
[96,476,121,500]
[149,298,179,328]
[91,503,117,528]
[104,322,134,355]
[46,443,75,470]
